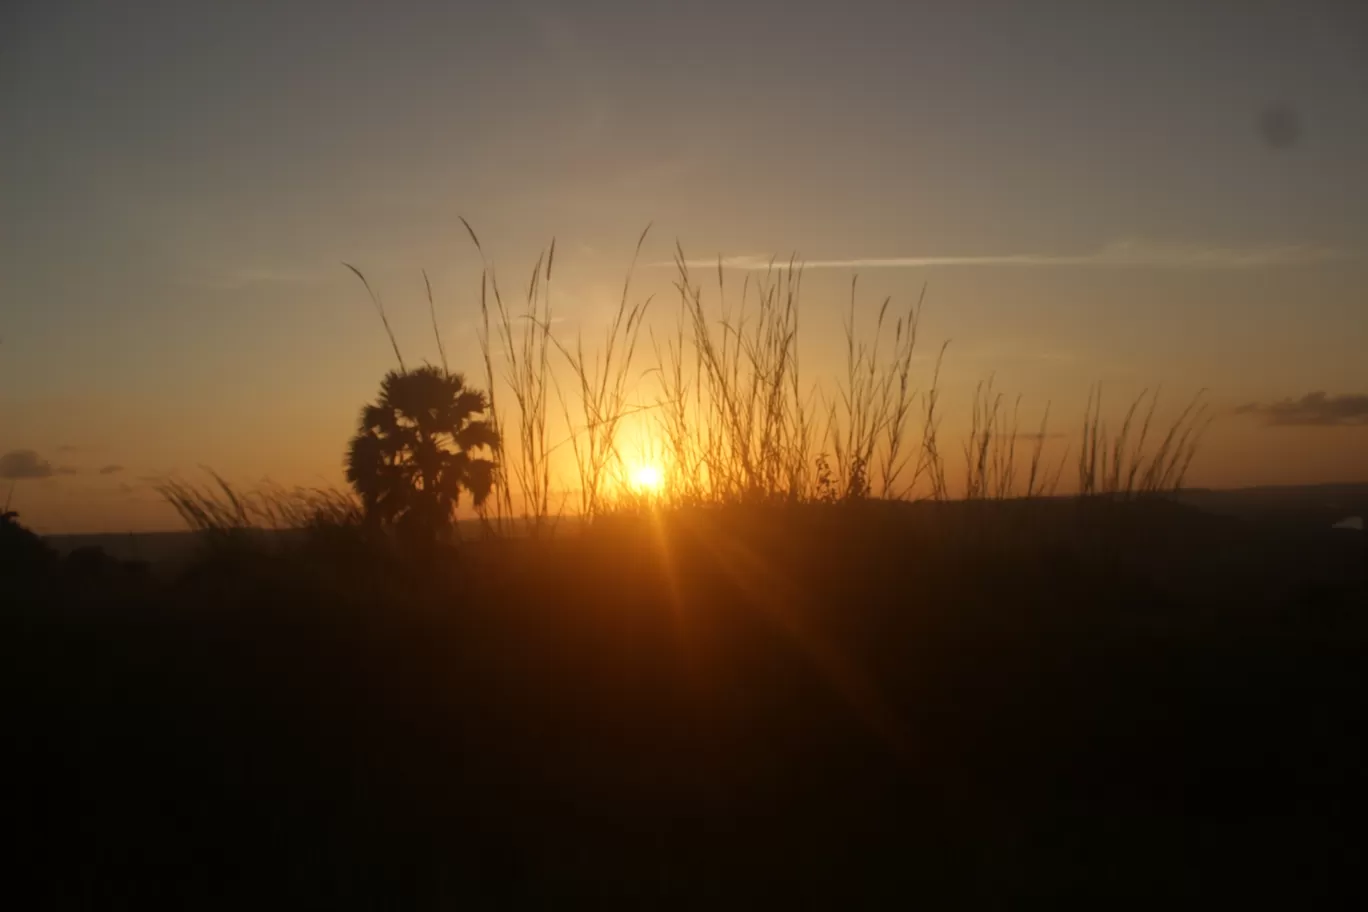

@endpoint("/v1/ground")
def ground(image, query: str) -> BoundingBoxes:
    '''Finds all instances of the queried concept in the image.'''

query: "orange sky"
[4,1,1367,532]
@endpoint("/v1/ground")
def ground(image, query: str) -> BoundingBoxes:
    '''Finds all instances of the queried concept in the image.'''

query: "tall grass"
[160,473,362,545]
[962,378,1070,501]
[1078,387,1211,498]
[261,234,1217,541]
[551,226,655,518]
[825,278,925,501]
[660,252,815,503]
[463,219,558,537]
[916,342,952,501]
[464,223,656,528]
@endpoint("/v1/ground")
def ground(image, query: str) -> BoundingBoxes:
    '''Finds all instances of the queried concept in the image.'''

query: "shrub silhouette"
[345,366,499,544]
[2,509,56,582]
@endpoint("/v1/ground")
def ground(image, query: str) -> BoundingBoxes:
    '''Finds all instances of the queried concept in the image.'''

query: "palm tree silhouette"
[345,367,499,540]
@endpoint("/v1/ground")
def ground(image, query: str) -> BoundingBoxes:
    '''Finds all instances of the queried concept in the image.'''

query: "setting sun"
[629,464,664,493]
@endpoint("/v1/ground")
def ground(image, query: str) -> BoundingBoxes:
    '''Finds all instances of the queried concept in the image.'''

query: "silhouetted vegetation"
[346,366,498,549]
[6,241,1365,906]
[3,508,56,578]
[7,493,1366,906]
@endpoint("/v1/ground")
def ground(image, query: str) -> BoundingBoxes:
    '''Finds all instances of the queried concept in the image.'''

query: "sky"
[3,0,1367,532]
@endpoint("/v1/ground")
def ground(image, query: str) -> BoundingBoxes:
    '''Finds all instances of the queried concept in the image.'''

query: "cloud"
[1,449,54,480]
[1236,392,1368,427]
[99,464,125,475]
[665,240,1349,271]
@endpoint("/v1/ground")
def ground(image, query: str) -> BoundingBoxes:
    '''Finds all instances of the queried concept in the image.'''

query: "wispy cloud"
[666,240,1349,271]
[0,449,73,480]
[98,464,125,475]
[1236,392,1368,427]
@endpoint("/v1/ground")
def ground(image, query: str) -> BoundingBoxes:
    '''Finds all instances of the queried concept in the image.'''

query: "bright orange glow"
[629,464,664,493]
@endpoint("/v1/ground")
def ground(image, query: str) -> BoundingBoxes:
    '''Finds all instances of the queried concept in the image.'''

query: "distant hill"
[42,484,1363,569]
[42,517,547,568]
[1173,482,1368,526]
[43,530,202,569]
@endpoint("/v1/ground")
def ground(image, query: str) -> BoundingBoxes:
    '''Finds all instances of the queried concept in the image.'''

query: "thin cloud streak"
[1236,392,1368,427]
[668,241,1349,271]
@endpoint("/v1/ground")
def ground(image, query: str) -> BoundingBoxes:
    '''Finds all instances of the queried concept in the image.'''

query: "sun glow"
[629,464,664,493]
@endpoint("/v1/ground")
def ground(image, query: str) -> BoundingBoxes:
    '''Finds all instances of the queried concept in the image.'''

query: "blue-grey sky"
[4,0,1367,531]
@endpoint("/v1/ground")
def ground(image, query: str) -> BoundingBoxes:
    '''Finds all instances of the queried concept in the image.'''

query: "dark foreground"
[6,501,1367,907]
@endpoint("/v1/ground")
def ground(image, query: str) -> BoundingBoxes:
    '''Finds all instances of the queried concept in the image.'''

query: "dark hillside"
[7,501,1366,906]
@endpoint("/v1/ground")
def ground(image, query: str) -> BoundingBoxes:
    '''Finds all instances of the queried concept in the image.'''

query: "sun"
[629,464,664,493]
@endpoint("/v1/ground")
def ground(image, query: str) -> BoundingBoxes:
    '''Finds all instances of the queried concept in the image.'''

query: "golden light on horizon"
[629,464,664,493]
